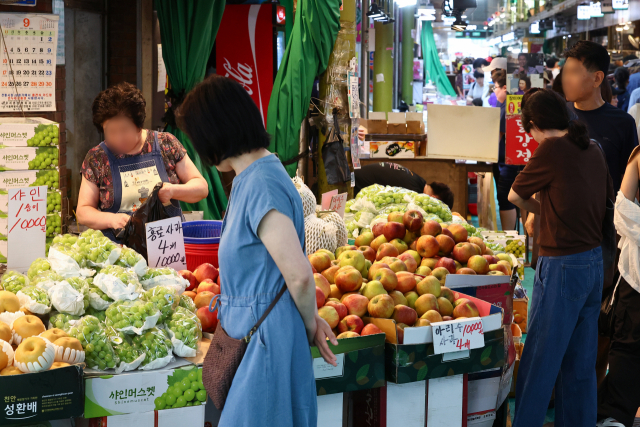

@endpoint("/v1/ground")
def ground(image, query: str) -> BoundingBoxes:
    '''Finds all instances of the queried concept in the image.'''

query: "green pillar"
[373,21,394,112]
[402,7,415,105]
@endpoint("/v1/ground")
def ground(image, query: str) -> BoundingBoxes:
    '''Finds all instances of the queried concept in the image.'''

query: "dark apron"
[100,131,183,242]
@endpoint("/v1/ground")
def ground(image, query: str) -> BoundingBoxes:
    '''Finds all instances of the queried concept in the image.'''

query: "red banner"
[505,95,539,165]
[216,5,274,126]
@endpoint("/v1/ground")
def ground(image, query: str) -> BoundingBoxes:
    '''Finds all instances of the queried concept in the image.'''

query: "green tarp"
[156,0,228,219]
[421,22,456,97]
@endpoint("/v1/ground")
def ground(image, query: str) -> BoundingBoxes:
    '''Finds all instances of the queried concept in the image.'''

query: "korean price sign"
[432,317,485,354]
[145,216,187,271]
[505,95,539,165]
[329,193,348,218]
[7,185,46,272]
[0,14,59,112]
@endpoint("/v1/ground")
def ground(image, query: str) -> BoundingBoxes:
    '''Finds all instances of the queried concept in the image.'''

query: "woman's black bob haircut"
[176,74,271,166]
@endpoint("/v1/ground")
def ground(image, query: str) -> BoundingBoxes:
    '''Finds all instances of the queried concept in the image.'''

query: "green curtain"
[266,0,342,176]
[421,22,456,97]
[156,0,228,219]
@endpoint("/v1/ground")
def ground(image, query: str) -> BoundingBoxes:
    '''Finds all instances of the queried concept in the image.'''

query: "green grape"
[76,230,120,265]
[65,277,91,311]
[45,191,62,214]
[52,233,78,245]
[18,285,50,306]
[142,286,179,324]
[105,300,159,332]
[45,214,62,238]
[99,264,140,288]
[27,257,51,280]
[49,312,81,332]
[1,270,28,294]
[131,327,173,368]
[68,315,120,370]
[115,246,146,271]
[165,393,177,406]
[178,294,197,313]
[196,389,207,402]
[86,306,107,323]
[88,285,113,305]
[105,326,144,364]
[31,270,62,289]
[140,268,178,282]
[167,307,202,351]
[28,148,59,170]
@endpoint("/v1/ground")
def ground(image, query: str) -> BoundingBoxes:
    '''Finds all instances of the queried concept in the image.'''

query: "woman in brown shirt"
[508,88,611,427]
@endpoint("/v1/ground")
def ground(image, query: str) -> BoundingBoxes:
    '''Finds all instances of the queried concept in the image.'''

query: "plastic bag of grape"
[105,299,161,335]
[76,229,122,268]
[88,285,114,311]
[133,327,174,370]
[105,326,146,373]
[140,268,188,293]
[167,307,202,357]
[16,286,51,314]
[27,258,51,280]
[68,315,120,371]
[1,271,29,294]
[48,238,94,278]
[142,286,179,324]
[178,294,197,313]
[49,280,89,316]
[31,270,63,294]
[93,265,143,301]
[115,246,148,277]
[48,312,80,331]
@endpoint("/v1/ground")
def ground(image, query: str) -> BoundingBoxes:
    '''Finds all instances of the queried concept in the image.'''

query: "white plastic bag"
[93,273,141,302]
[88,289,112,311]
[48,246,94,278]
[49,281,87,316]
[16,287,51,315]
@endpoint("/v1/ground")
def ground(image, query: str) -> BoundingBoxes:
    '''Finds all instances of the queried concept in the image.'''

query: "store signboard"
[145,216,187,271]
[612,0,628,9]
[577,5,591,19]
[590,2,604,17]
[7,185,46,272]
[216,5,274,126]
[505,95,539,165]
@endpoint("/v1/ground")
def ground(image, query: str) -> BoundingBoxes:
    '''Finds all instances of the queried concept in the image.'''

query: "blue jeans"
[514,247,603,427]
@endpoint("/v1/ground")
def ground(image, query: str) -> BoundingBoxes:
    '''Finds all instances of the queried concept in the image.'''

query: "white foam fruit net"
[304,216,337,254]
[318,211,348,248]
[292,176,317,218]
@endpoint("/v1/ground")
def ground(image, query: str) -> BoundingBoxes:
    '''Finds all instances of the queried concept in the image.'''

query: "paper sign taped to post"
[8,186,46,272]
[329,193,348,218]
[145,217,187,271]
[432,317,485,354]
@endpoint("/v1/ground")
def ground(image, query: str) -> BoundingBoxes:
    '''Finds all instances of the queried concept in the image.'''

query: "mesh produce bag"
[292,177,317,218]
[304,215,337,254]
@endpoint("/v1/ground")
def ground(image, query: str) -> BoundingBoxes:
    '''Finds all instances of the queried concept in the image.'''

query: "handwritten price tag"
[432,317,485,354]
[329,193,348,218]
[8,186,46,272]
[145,217,187,271]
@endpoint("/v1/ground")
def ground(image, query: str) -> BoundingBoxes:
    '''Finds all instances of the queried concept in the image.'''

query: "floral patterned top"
[81,131,187,210]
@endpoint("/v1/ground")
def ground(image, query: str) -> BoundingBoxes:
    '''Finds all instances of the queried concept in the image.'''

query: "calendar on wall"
[0,14,59,112]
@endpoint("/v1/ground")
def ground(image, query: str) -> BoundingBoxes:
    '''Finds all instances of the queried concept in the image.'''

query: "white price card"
[313,353,345,379]
[329,193,348,218]
[8,185,46,272]
[432,317,485,355]
[145,216,187,271]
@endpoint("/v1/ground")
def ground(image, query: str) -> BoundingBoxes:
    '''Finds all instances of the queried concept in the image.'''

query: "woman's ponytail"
[566,120,590,150]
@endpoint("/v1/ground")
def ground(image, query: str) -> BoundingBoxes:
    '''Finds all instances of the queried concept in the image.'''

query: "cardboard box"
[0,147,59,171]
[0,169,60,192]
[312,333,386,396]
[445,273,515,324]
[0,118,60,147]
[387,113,407,134]
[406,112,425,134]
[0,190,63,226]
[513,296,529,333]
[84,362,199,418]
[317,393,345,427]
[78,406,205,427]
[370,141,417,159]
[0,365,84,424]
[367,112,388,134]
[481,231,526,264]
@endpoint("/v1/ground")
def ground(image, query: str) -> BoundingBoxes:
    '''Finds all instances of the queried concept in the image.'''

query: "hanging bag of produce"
[321,110,350,185]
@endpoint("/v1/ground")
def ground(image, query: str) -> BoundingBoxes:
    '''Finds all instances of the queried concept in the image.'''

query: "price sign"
[145,217,187,271]
[505,95,539,165]
[8,185,46,272]
[329,193,348,218]
[432,317,485,354]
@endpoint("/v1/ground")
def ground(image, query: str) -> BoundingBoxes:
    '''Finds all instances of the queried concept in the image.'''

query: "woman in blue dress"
[177,75,338,427]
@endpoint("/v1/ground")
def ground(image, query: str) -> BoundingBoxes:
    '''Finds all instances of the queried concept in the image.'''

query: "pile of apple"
[309,210,515,343]
[177,263,221,334]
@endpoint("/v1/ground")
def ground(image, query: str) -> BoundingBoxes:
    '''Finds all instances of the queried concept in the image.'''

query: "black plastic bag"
[119,182,171,260]
[322,112,350,185]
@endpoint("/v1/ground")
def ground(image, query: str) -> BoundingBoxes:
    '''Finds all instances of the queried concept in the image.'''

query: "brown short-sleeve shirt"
[81,131,187,210]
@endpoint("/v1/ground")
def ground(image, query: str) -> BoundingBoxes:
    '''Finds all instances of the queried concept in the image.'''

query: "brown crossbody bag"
[202,284,287,411]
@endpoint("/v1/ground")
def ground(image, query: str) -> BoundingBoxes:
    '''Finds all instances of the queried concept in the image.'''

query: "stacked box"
[0,147,59,170]
[0,168,61,192]
[0,189,63,217]
[0,118,60,147]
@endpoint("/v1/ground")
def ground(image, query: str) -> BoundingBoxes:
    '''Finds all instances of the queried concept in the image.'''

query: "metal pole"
[392,3,399,109]
[361,0,370,118]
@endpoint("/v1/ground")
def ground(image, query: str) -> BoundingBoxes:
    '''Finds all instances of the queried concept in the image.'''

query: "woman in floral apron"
[77,82,209,241]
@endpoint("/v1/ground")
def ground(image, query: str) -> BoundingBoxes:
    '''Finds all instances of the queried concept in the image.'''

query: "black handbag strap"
[242,284,288,343]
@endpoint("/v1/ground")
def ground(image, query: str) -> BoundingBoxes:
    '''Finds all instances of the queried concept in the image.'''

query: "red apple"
[416,235,440,258]
[194,291,215,309]
[361,323,383,336]
[457,268,477,275]
[447,224,468,244]
[342,294,369,317]
[395,271,417,293]
[483,255,499,265]
[194,263,219,284]
[392,305,418,326]
[335,267,363,293]
[372,222,385,238]
[470,243,483,255]
[376,243,400,261]
[357,246,377,263]
[435,234,455,256]
[383,221,406,242]
[368,262,390,281]
[420,220,442,237]
[452,242,476,264]
[409,240,418,251]
[397,252,418,273]
[321,265,340,284]
[368,294,396,318]
[396,323,407,344]
[337,331,360,339]
[388,212,405,223]
[403,210,424,232]
[441,227,455,240]
[431,267,450,285]
[421,257,439,270]
[308,253,332,273]
[198,279,220,295]
[325,300,348,320]
[314,273,331,299]
[338,314,364,334]
[468,237,486,254]
[467,255,490,275]
[489,264,510,275]
[355,231,375,247]
[435,257,456,274]
[371,267,398,292]
[178,270,198,291]
[316,287,326,308]
[453,299,480,318]
[197,306,218,333]
[370,235,388,252]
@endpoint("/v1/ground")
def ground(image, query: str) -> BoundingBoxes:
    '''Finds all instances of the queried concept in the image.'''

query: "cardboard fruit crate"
[0,118,60,147]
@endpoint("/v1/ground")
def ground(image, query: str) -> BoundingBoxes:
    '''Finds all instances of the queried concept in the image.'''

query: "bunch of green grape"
[17,286,50,306]
[45,237,53,256]
[88,286,113,306]
[168,307,202,351]
[66,277,91,311]
[105,300,160,331]
[355,184,385,200]
[178,294,197,313]
[49,312,81,331]
[32,170,59,191]
[486,242,505,253]
[27,125,59,147]
[142,286,179,324]
[47,191,62,214]
[31,270,63,289]
[506,240,525,258]
[46,214,62,237]
[131,327,173,368]
[378,204,408,215]
[371,189,417,210]
[105,326,143,365]
[344,199,355,214]
[68,315,120,370]
[154,368,207,410]
[413,194,453,222]
[141,268,178,283]
[76,229,120,264]
[27,257,51,280]
[100,265,140,287]
[462,223,477,236]
[345,221,360,238]
[86,306,107,323]
[423,213,443,224]
[53,233,78,246]
[115,247,146,271]
[28,148,59,170]
[1,270,29,293]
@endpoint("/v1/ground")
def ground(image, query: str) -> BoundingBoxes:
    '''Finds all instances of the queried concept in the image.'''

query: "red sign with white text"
[505,95,539,165]
[216,5,275,126]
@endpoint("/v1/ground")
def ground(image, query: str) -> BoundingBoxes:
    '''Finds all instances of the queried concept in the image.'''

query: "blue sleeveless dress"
[216,155,317,427]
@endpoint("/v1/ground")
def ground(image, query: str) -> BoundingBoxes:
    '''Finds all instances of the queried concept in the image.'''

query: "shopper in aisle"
[77,82,209,242]
[597,148,640,427]
[467,70,485,102]
[354,162,454,208]
[547,57,561,80]
[176,75,337,427]
[483,57,507,107]
[509,88,612,427]
[614,67,631,111]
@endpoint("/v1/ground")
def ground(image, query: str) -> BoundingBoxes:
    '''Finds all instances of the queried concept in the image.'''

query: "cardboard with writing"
[8,186,47,272]
[0,147,58,170]
[0,168,61,192]
[445,274,515,324]
[0,118,59,147]
[145,217,187,271]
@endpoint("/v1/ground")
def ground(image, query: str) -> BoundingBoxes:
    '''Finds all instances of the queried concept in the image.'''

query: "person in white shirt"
[467,70,485,101]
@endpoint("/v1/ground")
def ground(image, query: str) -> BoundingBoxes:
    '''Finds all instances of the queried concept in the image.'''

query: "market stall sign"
[145,216,187,271]
[432,317,485,354]
[505,95,539,165]
[7,185,46,272]
[329,193,348,218]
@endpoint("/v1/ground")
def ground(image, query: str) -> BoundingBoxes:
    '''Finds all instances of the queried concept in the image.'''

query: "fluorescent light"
[396,0,417,8]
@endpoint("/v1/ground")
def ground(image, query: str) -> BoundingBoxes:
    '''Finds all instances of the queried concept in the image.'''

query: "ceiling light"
[396,0,417,8]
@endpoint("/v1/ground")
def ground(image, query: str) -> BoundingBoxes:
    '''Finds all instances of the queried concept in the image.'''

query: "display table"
[359,157,493,216]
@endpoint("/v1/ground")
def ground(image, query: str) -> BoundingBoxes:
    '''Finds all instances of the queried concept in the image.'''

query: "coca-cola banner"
[216,5,275,126]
